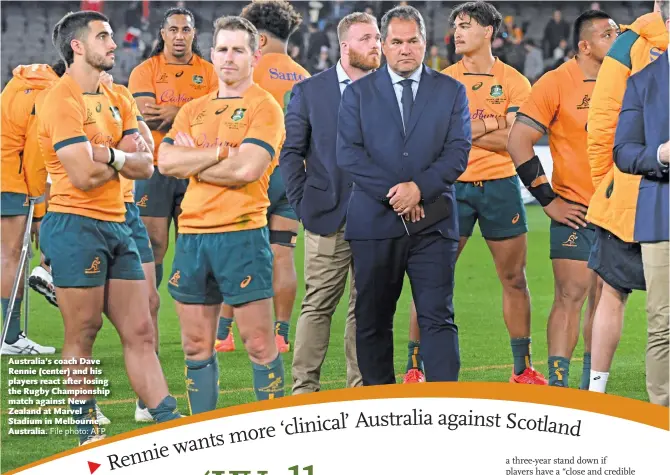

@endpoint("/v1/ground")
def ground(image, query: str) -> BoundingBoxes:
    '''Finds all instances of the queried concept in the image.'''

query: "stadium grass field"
[0,205,648,472]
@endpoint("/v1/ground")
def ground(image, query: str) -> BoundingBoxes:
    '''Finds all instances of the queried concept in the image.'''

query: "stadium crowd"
[0,0,668,449]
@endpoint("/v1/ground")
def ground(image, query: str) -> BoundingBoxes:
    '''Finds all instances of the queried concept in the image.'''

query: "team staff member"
[586,1,668,393]
[280,11,381,394]
[508,10,618,389]
[159,16,286,412]
[215,0,310,354]
[1,63,61,356]
[129,6,218,290]
[39,11,182,445]
[440,1,545,385]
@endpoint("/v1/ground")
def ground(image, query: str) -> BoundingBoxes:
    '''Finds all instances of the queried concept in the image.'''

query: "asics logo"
[240,275,252,288]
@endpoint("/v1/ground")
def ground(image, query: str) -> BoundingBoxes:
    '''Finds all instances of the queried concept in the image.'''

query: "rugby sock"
[580,353,591,390]
[510,337,532,375]
[275,320,290,343]
[217,316,234,340]
[70,399,100,444]
[1,297,21,344]
[252,353,285,400]
[589,370,609,393]
[155,263,164,288]
[185,353,219,414]
[406,340,424,372]
[148,395,182,422]
[548,356,570,387]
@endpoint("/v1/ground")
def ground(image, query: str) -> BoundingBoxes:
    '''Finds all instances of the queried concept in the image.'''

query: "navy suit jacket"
[614,51,669,243]
[279,67,353,236]
[336,65,471,241]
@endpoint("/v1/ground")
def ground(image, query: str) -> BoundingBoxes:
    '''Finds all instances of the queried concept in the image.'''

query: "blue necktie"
[400,79,414,131]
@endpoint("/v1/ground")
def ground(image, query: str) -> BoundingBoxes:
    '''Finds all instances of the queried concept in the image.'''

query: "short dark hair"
[449,2,503,42]
[51,59,66,77]
[381,5,426,42]
[52,11,109,66]
[240,0,302,42]
[213,16,259,52]
[572,9,612,51]
[150,7,203,58]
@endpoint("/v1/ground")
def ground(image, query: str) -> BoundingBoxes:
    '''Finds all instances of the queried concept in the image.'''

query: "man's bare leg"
[589,282,628,393]
[234,298,285,399]
[546,259,592,387]
[141,216,169,288]
[269,214,299,353]
[580,275,602,389]
[487,234,545,383]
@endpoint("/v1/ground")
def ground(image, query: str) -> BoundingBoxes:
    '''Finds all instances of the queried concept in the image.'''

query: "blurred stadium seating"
[1,1,640,88]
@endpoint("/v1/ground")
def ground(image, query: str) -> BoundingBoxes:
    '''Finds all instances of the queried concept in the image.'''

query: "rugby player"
[1,62,61,355]
[100,71,160,421]
[214,0,309,354]
[159,16,286,412]
[39,11,182,445]
[128,6,218,294]
[508,10,619,388]
[438,1,546,385]
[586,1,668,393]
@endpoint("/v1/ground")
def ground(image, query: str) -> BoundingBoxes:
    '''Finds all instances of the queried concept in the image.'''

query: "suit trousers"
[641,241,669,407]
[349,231,460,385]
[291,227,362,394]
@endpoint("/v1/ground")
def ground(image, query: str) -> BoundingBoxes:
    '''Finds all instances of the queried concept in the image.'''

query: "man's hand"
[31,221,40,250]
[143,104,180,131]
[659,141,669,165]
[174,132,196,148]
[402,204,425,223]
[117,132,144,153]
[388,182,421,214]
[543,197,588,230]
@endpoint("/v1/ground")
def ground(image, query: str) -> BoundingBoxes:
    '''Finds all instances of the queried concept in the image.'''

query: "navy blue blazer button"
[403,152,409,157]
[348,182,353,188]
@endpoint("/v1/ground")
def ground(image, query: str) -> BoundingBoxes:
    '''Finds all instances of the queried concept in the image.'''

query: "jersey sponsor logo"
[472,81,483,90]
[268,67,306,82]
[192,74,204,85]
[84,108,96,125]
[231,108,246,121]
[240,275,252,288]
[95,102,102,113]
[176,70,184,77]
[562,232,578,247]
[512,213,520,224]
[84,257,102,274]
[90,132,116,147]
[157,72,169,84]
[159,89,194,105]
[490,85,503,97]
[215,105,229,115]
[577,95,590,110]
[471,109,498,120]
[193,133,239,149]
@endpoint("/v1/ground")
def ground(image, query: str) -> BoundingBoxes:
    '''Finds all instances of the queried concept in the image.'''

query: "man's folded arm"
[413,82,471,202]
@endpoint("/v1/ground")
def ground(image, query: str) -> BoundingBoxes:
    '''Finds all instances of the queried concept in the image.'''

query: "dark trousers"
[349,232,460,385]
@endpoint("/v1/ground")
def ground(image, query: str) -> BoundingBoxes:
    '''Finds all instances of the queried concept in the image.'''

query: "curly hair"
[240,0,302,41]
[150,7,203,58]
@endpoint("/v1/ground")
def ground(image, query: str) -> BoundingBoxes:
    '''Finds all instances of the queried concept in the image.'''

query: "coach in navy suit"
[280,12,384,394]
[613,50,669,406]
[336,5,472,385]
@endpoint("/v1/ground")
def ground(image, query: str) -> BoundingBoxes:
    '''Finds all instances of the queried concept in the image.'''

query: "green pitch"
[0,206,647,473]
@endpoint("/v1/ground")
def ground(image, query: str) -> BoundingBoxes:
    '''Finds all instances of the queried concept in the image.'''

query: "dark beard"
[86,51,114,72]
[349,48,380,71]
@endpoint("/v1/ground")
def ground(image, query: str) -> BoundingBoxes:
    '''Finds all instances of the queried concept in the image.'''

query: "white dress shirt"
[336,60,353,95]
[387,64,422,125]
